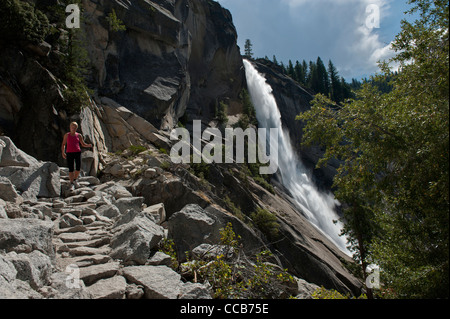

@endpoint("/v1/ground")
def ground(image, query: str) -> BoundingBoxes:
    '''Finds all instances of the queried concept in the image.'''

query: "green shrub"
[158,238,179,270]
[0,0,50,44]
[129,145,147,156]
[312,286,367,299]
[251,207,280,240]
[184,223,295,299]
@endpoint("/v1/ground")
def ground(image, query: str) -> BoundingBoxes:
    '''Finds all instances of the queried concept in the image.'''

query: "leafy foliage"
[312,287,367,299]
[0,0,50,44]
[297,0,449,298]
[184,223,295,299]
[251,207,280,241]
[106,9,126,32]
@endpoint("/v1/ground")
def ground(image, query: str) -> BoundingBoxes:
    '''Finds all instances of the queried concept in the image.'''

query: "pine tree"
[244,39,253,58]
[294,61,304,84]
[287,60,295,79]
[328,60,341,102]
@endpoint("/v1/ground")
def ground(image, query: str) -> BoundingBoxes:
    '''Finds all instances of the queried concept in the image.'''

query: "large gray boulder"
[122,265,182,299]
[0,176,23,204]
[0,254,30,299]
[0,137,60,201]
[0,218,54,258]
[0,136,39,167]
[4,250,53,290]
[168,204,266,261]
[109,214,165,265]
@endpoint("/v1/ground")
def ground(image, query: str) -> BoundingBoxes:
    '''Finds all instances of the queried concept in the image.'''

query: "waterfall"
[243,59,349,255]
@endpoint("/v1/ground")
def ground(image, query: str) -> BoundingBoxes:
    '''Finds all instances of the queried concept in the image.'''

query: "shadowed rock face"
[84,0,245,130]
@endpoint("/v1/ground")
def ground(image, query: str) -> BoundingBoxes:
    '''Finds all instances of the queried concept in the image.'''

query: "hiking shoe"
[73,180,80,189]
[69,183,75,191]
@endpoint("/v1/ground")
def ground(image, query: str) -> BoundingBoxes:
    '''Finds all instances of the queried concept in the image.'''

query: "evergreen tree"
[294,61,304,85]
[0,0,49,44]
[244,39,253,59]
[308,57,329,96]
[328,60,341,102]
[272,55,278,66]
[287,60,295,79]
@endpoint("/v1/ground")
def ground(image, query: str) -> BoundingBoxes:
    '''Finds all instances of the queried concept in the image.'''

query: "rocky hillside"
[1,0,363,298]
[1,133,361,299]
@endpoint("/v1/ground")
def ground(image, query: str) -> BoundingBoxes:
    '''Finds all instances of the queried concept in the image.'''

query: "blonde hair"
[70,122,79,128]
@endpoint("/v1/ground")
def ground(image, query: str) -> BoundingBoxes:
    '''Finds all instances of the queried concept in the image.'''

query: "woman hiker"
[61,122,93,190]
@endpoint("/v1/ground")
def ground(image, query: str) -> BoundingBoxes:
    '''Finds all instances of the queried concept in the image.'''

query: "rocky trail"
[1,134,361,299]
[1,136,215,299]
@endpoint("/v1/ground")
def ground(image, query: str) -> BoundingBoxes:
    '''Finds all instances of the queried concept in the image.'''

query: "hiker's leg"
[74,152,81,180]
[67,153,75,183]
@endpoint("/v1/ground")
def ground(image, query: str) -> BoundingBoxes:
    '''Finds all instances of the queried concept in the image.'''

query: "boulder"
[114,197,144,214]
[0,161,60,201]
[87,275,127,299]
[79,261,120,286]
[0,136,39,167]
[143,203,166,225]
[295,278,321,299]
[0,137,61,201]
[5,250,52,290]
[147,251,173,267]
[122,265,182,299]
[94,182,132,199]
[0,218,54,258]
[109,215,164,265]
[168,204,266,261]
[0,177,23,204]
[179,282,213,299]
[0,254,41,299]
[96,204,120,219]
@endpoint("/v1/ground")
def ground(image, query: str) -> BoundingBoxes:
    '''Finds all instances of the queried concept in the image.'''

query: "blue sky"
[216,0,416,80]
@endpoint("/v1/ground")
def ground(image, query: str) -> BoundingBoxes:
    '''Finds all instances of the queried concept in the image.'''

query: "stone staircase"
[49,168,212,299]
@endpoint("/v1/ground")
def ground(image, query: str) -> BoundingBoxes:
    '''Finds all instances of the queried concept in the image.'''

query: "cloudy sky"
[216,0,416,80]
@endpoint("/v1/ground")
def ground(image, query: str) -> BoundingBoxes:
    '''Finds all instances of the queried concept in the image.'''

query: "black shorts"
[67,152,81,172]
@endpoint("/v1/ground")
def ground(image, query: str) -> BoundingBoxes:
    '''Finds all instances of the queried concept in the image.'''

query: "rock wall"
[83,0,245,130]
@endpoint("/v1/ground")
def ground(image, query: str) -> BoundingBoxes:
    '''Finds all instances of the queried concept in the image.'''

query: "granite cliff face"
[83,0,244,130]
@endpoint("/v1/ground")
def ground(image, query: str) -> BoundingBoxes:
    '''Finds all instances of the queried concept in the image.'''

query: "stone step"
[58,232,92,243]
[69,245,111,257]
[87,275,128,299]
[64,237,110,249]
[80,261,121,286]
[56,254,112,270]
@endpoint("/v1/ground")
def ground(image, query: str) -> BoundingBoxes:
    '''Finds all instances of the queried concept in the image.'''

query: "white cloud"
[280,0,395,78]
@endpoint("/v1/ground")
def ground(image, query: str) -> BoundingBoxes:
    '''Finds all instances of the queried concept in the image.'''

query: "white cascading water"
[243,59,349,254]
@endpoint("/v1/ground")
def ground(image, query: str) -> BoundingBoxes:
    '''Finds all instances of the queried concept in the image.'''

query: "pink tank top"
[66,133,81,153]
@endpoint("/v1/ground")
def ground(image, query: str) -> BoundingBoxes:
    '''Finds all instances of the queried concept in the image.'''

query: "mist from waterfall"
[243,59,349,254]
